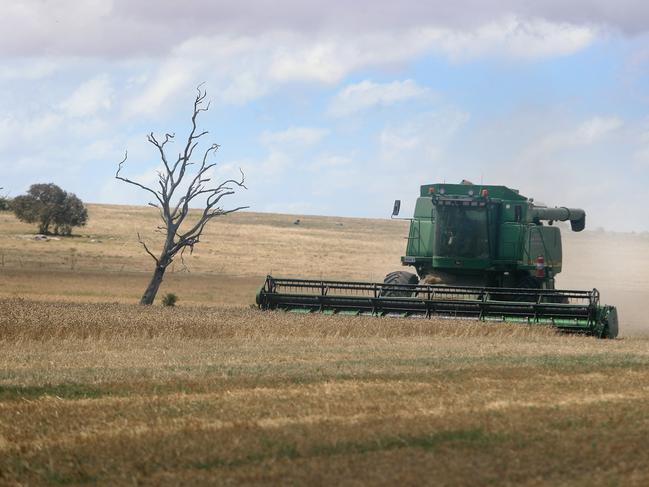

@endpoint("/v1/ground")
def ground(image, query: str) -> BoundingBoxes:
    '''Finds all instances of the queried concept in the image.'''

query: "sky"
[1,0,648,232]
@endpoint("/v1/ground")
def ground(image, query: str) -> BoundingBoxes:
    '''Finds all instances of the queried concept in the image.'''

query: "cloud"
[1,1,647,58]
[124,69,192,118]
[269,39,348,83]
[60,75,114,117]
[432,16,596,60]
[328,80,430,117]
[0,60,59,81]
[379,109,470,163]
[123,16,598,113]
[123,35,273,115]
[576,116,624,142]
[308,154,354,171]
[242,127,330,189]
[0,112,63,152]
[522,115,623,162]
[633,147,649,168]
[260,127,329,147]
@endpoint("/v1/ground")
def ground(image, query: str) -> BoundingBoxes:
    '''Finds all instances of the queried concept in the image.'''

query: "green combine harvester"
[257,182,618,338]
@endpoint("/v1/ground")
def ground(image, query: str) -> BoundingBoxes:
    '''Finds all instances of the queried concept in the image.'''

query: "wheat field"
[1,205,649,485]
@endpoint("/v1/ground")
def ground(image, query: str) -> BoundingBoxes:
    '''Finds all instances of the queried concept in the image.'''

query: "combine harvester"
[257,182,618,338]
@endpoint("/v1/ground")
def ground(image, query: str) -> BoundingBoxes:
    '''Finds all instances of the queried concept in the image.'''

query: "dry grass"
[2,299,649,485]
[0,204,407,280]
[1,204,649,485]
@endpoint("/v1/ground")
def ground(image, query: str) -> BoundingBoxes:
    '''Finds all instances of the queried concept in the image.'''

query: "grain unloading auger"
[256,182,619,338]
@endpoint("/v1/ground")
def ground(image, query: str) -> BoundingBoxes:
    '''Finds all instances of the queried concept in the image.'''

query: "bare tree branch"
[137,232,159,265]
[115,85,248,305]
[116,152,165,207]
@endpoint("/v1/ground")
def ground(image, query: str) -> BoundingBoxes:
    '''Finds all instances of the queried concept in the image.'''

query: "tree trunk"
[140,263,167,305]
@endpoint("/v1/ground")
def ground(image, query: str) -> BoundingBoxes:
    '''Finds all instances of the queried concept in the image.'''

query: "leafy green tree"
[12,183,88,235]
[53,193,88,235]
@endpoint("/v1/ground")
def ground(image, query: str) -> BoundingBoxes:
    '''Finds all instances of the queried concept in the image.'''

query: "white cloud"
[260,127,329,147]
[0,112,63,151]
[0,60,59,81]
[434,16,596,60]
[379,109,470,162]
[269,40,347,83]
[243,126,331,186]
[633,147,649,168]
[124,17,598,113]
[60,75,114,117]
[380,129,421,154]
[523,115,623,162]
[123,35,274,116]
[328,80,430,117]
[309,154,354,170]
[0,0,645,58]
[225,151,293,183]
[78,138,120,162]
[575,116,624,142]
[257,151,293,177]
[124,68,193,118]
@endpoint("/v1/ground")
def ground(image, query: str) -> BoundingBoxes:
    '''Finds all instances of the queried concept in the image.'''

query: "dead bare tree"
[116,86,247,305]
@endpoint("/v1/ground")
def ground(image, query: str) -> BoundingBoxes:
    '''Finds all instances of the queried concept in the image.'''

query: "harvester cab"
[397,183,586,290]
[256,182,619,338]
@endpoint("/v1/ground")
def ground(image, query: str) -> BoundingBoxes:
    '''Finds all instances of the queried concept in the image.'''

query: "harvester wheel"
[381,271,419,297]
[509,275,541,302]
[600,306,619,339]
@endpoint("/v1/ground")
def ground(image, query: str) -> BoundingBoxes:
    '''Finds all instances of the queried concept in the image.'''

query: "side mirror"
[392,199,401,217]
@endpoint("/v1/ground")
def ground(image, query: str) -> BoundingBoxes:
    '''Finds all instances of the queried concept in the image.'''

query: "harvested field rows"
[2,300,649,485]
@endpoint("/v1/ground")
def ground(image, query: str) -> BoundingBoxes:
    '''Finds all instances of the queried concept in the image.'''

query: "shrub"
[161,293,178,307]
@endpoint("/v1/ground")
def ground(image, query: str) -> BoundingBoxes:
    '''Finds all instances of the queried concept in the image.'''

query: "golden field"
[1,204,649,485]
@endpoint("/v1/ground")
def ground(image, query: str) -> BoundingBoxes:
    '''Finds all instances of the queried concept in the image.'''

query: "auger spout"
[530,206,586,232]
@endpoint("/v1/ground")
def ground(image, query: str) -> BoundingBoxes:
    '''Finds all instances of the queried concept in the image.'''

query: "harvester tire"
[508,275,541,302]
[601,306,619,339]
[381,271,419,297]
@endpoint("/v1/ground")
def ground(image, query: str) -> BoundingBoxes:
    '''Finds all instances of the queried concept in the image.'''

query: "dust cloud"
[560,230,649,337]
